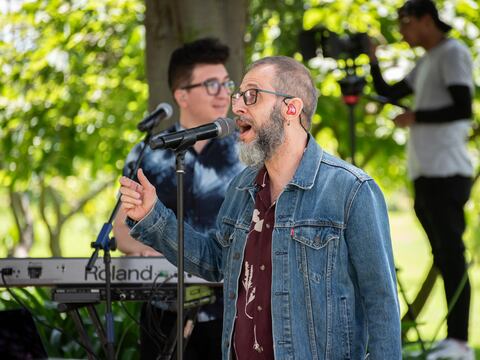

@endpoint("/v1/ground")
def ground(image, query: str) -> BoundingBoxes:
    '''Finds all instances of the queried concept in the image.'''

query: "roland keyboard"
[0,257,219,287]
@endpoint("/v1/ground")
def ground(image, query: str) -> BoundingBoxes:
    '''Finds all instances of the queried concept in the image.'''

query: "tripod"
[337,64,365,166]
[337,67,428,354]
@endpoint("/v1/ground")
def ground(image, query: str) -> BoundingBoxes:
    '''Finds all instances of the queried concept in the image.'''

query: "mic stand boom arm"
[85,131,153,360]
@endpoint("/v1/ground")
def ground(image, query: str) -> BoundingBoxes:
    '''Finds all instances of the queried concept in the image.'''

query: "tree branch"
[359,146,379,169]
[65,179,114,221]
[8,186,34,257]
[39,178,54,241]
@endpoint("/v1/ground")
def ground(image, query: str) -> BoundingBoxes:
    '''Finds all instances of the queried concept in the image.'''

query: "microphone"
[137,103,173,132]
[149,117,236,150]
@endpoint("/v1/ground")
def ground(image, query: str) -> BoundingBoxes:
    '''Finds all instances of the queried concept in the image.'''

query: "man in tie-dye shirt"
[113,38,244,360]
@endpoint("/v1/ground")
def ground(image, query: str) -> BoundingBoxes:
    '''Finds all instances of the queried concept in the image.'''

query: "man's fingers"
[119,176,135,187]
[141,250,162,257]
[119,185,141,199]
[120,176,144,192]
[137,169,155,191]
[122,202,136,209]
[121,194,143,204]
[118,169,156,222]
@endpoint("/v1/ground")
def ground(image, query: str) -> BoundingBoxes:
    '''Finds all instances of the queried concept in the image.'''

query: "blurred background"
[0,0,479,358]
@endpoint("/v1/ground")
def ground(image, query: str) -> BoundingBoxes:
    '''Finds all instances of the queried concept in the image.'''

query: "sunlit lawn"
[1,191,479,357]
[390,209,480,358]
[36,205,480,356]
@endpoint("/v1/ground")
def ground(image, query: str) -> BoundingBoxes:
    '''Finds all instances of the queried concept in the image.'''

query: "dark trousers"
[413,175,472,341]
[139,304,223,360]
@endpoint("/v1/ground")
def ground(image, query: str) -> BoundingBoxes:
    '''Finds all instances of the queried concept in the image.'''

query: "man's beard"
[238,103,285,167]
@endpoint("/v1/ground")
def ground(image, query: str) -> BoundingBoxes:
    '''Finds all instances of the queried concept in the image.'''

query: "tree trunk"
[144,0,247,127]
[9,189,35,257]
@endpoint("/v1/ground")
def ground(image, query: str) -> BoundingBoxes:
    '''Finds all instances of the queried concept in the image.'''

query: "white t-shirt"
[405,38,473,180]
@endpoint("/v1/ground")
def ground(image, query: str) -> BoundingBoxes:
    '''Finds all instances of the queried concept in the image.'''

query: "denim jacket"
[129,136,402,360]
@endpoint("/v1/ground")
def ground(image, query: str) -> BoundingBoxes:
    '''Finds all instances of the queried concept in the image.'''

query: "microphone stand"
[86,131,153,360]
[171,132,198,360]
[342,93,360,166]
[338,63,365,166]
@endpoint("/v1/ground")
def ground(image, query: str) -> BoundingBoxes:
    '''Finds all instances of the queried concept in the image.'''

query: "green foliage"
[245,0,480,195]
[465,180,480,258]
[0,0,147,189]
[0,286,142,359]
[0,0,147,256]
[1,0,480,354]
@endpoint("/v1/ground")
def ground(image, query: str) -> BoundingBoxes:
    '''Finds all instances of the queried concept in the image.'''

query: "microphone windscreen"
[158,102,173,118]
[215,117,236,138]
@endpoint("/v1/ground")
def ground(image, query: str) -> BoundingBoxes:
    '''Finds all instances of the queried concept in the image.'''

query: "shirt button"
[257,306,262,311]
[260,265,265,271]
[266,224,270,229]
[233,252,240,260]
[229,292,235,299]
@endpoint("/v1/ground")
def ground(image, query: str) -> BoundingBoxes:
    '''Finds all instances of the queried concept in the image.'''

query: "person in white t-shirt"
[369,1,474,359]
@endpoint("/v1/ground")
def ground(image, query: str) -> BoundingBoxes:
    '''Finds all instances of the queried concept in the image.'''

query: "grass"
[390,209,480,358]
[27,204,480,355]
[1,190,479,357]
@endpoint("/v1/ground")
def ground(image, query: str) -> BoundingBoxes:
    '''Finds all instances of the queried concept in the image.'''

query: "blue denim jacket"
[130,136,402,359]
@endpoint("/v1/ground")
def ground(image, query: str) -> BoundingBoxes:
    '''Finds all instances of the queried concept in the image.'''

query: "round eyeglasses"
[181,79,235,96]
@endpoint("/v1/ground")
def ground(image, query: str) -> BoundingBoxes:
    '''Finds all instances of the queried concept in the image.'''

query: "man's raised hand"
[119,169,157,221]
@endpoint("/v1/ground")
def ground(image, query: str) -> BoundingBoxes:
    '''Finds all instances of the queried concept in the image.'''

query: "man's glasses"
[181,79,235,96]
[230,88,293,106]
[399,16,412,26]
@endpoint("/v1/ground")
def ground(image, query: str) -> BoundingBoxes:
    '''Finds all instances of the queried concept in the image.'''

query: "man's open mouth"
[238,123,252,134]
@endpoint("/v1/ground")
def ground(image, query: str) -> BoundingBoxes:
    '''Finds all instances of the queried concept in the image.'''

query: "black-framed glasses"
[230,88,293,106]
[181,79,235,96]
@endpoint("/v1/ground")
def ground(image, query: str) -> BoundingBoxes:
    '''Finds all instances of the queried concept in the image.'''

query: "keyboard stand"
[57,302,108,359]
[159,307,199,360]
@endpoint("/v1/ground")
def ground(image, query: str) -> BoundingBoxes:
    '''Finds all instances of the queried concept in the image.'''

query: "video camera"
[299,28,369,61]
[298,27,383,167]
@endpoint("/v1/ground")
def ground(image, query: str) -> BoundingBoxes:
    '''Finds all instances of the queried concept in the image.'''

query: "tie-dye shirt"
[124,123,244,234]
[124,124,244,320]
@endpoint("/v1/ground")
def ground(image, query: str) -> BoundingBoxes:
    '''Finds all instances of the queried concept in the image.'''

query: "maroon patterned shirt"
[233,167,275,360]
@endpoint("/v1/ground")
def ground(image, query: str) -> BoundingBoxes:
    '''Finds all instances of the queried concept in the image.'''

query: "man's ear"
[174,89,188,109]
[284,98,303,120]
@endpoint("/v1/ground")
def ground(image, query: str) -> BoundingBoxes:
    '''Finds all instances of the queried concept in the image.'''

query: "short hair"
[398,0,451,33]
[168,38,230,92]
[248,56,318,128]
